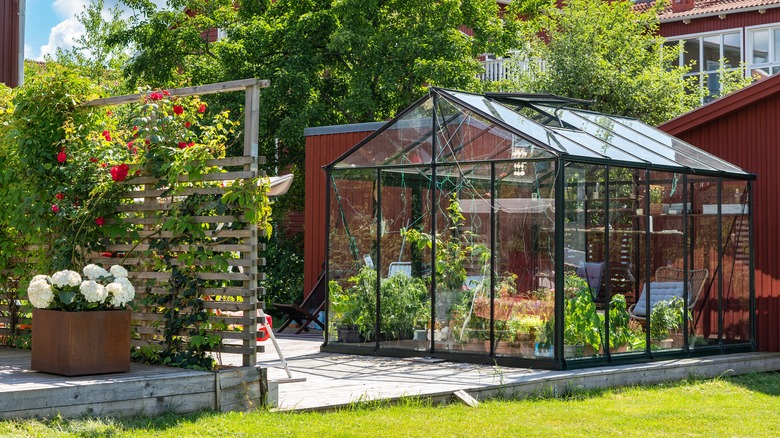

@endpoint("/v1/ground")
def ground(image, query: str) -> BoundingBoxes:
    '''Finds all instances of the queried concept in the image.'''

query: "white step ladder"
[257,309,294,379]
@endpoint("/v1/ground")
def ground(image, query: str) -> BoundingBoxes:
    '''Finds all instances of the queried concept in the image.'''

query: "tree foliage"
[500,0,701,126]
[55,0,132,93]
[109,0,514,212]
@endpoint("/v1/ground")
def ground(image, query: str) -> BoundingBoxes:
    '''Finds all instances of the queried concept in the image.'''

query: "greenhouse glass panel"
[548,109,681,168]
[434,98,553,163]
[492,160,556,359]
[377,168,433,351]
[643,170,687,352]
[429,164,493,355]
[335,99,434,168]
[327,169,379,345]
[554,130,648,164]
[607,167,645,355]
[690,177,722,349]
[562,163,607,360]
[720,180,751,346]
[440,90,563,156]
[575,111,746,174]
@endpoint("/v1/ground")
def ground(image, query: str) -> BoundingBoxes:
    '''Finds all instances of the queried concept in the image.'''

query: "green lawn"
[2,373,780,437]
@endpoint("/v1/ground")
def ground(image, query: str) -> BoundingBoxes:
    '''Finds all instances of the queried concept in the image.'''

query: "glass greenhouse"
[322,88,755,369]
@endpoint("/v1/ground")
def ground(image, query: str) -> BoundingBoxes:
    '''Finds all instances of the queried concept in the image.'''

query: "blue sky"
[24,0,91,60]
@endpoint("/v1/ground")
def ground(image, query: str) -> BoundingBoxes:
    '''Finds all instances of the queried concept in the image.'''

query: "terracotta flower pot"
[31,309,131,376]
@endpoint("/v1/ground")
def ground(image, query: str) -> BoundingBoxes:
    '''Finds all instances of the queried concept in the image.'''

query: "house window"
[747,26,780,79]
[664,30,742,103]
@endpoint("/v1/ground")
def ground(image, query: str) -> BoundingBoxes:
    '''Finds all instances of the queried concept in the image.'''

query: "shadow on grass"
[727,371,780,396]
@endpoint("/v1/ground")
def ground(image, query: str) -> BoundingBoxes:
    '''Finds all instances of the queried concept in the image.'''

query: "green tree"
[500,0,701,126]
[110,0,513,211]
[55,0,132,92]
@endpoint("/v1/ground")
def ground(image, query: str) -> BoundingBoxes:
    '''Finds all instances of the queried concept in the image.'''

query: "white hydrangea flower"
[79,280,108,303]
[107,281,134,307]
[31,274,51,284]
[51,270,82,288]
[28,279,54,308]
[83,264,109,280]
[109,265,128,278]
[116,277,135,301]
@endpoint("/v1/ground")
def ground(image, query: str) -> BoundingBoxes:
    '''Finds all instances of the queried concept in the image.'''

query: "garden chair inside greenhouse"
[576,261,606,303]
[388,262,412,277]
[273,270,327,334]
[628,267,709,324]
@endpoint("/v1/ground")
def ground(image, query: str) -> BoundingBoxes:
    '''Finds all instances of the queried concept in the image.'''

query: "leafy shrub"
[260,229,304,319]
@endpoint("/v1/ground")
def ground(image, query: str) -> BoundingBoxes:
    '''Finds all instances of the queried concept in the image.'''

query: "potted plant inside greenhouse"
[649,297,686,349]
[329,265,429,343]
[323,87,755,370]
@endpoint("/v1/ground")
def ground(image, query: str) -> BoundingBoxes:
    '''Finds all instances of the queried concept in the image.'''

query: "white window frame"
[746,24,780,78]
[664,28,744,101]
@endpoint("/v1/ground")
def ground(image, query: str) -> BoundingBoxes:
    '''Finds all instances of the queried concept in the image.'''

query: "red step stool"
[257,314,273,342]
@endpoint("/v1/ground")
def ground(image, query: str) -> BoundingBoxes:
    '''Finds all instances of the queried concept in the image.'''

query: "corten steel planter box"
[31,309,131,376]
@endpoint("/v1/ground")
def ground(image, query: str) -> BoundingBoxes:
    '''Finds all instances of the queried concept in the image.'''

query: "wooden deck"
[5,335,780,417]
[236,335,780,412]
[0,347,266,419]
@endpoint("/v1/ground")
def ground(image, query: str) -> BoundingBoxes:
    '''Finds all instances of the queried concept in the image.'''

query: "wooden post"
[243,82,261,366]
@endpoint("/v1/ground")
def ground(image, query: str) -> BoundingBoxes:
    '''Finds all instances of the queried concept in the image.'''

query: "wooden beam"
[83,79,270,107]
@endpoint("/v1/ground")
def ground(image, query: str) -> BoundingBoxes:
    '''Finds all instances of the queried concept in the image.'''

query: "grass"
[2,372,780,437]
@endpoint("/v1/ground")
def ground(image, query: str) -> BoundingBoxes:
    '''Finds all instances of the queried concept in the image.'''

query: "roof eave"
[659,3,780,23]
[659,73,780,136]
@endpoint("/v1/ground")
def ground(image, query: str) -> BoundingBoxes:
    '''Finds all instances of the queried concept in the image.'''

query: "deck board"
[0,347,264,419]
[5,338,780,417]
[220,335,780,412]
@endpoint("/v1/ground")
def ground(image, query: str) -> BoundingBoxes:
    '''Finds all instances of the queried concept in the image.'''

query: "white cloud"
[35,18,84,61]
[52,0,87,19]
[32,0,170,62]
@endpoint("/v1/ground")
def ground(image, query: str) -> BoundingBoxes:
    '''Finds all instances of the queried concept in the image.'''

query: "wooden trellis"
[0,79,269,367]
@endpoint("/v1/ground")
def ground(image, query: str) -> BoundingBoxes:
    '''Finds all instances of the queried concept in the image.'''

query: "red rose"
[173,105,184,115]
[133,126,138,131]
[187,142,194,148]
[102,130,112,141]
[150,91,164,101]
[100,163,107,168]
[162,90,170,96]
[89,157,98,163]
[130,146,138,155]
[178,142,187,149]
[184,121,191,128]
[55,193,64,200]
[57,150,67,163]
[198,104,206,113]
[51,204,59,213]
[107,110,113,116]
[95,217,105,226]
[127,141,134,149]
[145,139,150,145]
[111,164,130,182]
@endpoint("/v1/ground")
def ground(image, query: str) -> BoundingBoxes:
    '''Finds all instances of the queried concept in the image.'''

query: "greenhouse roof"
[328,88,752,179]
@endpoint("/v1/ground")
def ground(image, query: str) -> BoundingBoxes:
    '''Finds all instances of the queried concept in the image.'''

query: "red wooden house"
[651,0,780,100]
[0,0,23,87]
[660,73,780,351]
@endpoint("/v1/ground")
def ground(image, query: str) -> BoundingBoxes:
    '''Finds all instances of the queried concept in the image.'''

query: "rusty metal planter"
[31,309,131,376]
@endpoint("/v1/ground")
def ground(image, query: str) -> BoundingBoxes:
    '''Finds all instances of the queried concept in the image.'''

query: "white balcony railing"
[479,56,547,82]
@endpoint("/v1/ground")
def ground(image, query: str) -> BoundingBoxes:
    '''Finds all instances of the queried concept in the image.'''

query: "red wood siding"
[304,129,376,296]
[660,7,780,37]
[0,0,20,87]
[660,91,780,352]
